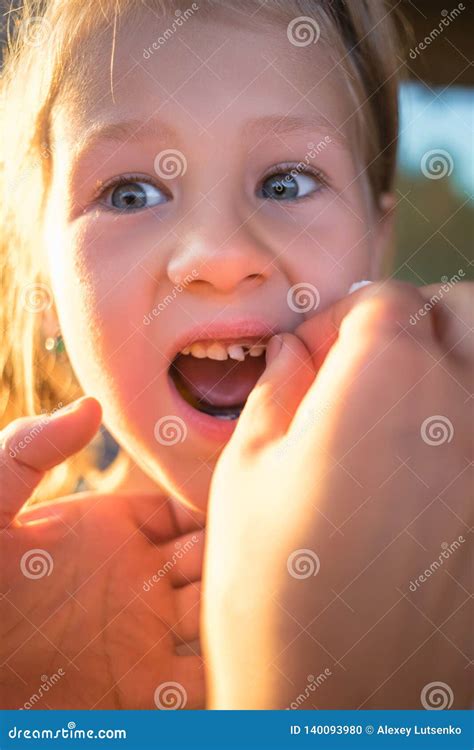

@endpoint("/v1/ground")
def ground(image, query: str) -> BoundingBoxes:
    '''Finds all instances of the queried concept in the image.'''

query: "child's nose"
[166,228,271,295]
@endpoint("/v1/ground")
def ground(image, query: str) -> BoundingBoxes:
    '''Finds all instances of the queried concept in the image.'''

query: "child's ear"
[41,302,60,340]
[370,192,396,278]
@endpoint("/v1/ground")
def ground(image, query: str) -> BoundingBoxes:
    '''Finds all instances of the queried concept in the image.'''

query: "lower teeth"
[197,403,243,420]
[213,411,241,420]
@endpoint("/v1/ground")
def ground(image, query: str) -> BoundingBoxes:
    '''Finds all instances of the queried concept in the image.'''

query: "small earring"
[44,333,65,354]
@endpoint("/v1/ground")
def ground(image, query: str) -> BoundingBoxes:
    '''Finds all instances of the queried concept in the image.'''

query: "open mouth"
[169,337,269,420]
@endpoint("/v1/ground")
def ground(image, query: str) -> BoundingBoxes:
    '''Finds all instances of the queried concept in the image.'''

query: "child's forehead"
[53,9,350,153]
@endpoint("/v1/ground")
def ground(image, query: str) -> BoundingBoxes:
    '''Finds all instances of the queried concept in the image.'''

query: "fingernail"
[265,335,282,366]
[348,280,372,295]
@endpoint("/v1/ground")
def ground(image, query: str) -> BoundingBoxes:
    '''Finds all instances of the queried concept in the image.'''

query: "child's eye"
[101,179,169,211]
[258,171,323,202]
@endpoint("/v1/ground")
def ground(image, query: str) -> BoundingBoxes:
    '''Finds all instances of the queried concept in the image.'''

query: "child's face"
[44,9,389,510]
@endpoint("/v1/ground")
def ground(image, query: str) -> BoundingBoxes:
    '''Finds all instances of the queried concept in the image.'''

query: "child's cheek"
[255,200,372,310]
[46,214,160,390]
[58,213,158,312]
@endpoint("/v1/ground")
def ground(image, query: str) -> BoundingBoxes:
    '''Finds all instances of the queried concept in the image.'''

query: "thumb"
[0,396,102,527]
[233,333,314,447]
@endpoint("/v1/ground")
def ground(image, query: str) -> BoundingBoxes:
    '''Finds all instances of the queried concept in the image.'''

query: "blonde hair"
[0,0,406,501]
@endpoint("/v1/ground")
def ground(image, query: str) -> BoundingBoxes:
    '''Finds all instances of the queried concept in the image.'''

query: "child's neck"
[103,454,205,533]
[107,455,163,494]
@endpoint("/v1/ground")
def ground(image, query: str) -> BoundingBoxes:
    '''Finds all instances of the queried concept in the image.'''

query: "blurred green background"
[391,0,473,284]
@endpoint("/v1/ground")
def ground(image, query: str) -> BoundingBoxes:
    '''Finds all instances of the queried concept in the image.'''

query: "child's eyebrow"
[67,118,178,184]
[241,114,343,143]
[73,113,341,153]
[67,113,344,183]
[71,118,178,159]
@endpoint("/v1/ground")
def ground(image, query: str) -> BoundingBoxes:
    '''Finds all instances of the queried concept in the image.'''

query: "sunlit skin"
[1,8,472,710]
[43,9,390,512]
[204,282,473,708]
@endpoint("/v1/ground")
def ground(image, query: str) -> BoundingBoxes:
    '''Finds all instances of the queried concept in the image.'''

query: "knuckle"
[342,283,426,343]
[341,296,403,342]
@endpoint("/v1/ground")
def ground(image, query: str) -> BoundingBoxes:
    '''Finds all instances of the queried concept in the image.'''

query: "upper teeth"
[180,340,267,361]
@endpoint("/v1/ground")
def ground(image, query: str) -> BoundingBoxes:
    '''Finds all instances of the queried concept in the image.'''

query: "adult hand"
[0,398,204,709]
[203,281,473,709]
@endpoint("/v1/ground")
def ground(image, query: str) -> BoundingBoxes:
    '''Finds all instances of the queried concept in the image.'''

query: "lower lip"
[167,372,239,443]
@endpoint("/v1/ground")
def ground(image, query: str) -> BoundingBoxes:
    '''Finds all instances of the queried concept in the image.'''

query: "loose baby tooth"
[207,342,228,361]
[181,346,191,355]
[227,344,245,361]
[190,343,207,358]
[249,346,265,357]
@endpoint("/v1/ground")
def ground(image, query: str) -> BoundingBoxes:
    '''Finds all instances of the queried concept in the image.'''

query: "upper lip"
[165,318,281,363]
